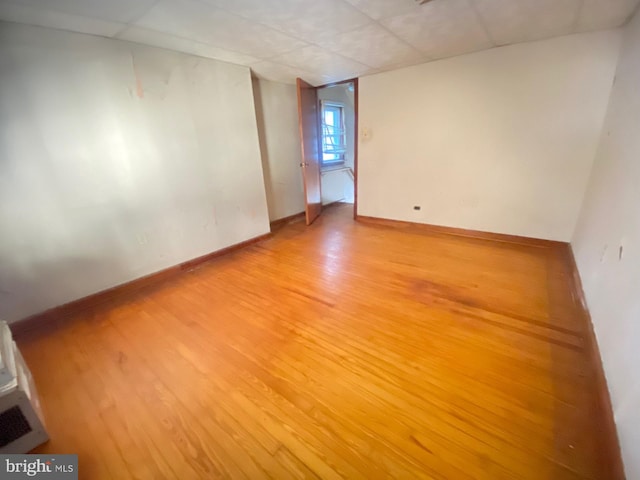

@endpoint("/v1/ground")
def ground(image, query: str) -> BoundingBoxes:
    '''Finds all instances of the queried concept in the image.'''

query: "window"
[320,102,346,166]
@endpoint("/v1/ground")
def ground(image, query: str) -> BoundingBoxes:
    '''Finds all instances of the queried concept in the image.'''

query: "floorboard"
[17,204,608,479]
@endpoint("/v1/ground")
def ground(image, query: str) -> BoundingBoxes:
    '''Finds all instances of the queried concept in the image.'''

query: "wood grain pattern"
[10,233,271,338]
[15,204,616,479]
[564,246,624,479]
[270,211,306,232]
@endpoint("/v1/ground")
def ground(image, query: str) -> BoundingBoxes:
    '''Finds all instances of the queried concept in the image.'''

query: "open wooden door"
[296,78,322,225]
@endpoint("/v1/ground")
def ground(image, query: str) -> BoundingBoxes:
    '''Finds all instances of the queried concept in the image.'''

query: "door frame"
[315,77,359,220]
[296,78,323,225]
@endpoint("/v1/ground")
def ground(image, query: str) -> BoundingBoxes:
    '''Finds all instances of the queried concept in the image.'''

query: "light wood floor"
[18,204,608,479]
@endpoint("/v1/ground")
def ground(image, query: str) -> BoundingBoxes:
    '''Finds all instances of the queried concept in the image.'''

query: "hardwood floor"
[17,204,610,479]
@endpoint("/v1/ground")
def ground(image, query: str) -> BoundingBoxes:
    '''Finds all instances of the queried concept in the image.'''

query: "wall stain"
[130,53,144,99]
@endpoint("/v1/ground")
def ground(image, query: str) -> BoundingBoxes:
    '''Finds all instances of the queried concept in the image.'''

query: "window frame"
[320,101,347,167]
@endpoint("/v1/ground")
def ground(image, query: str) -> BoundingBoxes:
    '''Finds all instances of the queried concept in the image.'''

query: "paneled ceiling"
[0,0,637,85]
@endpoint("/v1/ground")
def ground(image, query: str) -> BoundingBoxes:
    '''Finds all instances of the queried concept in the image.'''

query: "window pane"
[321,103,345,164]
[324,110,335,126]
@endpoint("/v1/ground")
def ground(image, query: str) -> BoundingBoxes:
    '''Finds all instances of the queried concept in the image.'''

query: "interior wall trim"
[357,213,624,476]
[355,215,566,248]
[269,211,306,231]
[10,233,272,339]
[564,246,626,479]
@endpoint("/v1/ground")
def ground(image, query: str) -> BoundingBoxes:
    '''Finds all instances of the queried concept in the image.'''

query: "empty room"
[0,0,638,478]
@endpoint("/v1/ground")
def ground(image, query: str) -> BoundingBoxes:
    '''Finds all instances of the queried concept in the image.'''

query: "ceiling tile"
[381,0,494,59]
[117,26,261,65]
[316,23,427,69]
[270,45,372,82]
[343,0,421,20]
[135,0,308,58]
[250,60,325,85]
[2,0,637,87]
[0,0,157,23]
[472,0,580,46]
[203,0,373,44]
[576,0,639,31]
[0,2,124,36]
[373,56,432,75]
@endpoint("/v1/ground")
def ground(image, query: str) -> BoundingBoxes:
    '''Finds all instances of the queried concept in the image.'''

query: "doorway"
[317,81,356,214]
[297,78,358,225]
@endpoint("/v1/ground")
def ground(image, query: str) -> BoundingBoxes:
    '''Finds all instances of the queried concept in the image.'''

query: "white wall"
[572,9,640,478]
[252,80,357,214]
[252,78,305,221]
[0,22,270,323]
[318,84,355,205]
[358,30,621,241]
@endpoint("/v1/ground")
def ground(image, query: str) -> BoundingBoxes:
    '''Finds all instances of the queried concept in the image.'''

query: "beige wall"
[252,78,305,221]
[0,22,270,322]
[572,9,640,478]
[358,30,621,241]
[254,80,357,214]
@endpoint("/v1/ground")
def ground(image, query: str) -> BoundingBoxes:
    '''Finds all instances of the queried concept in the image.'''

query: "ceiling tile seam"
[369,21,433,64]
[266,41,375,74]
[355,6,455,58]
[115,36,260,70]
[335,0,431,62]
[81,0,419,76]
[367,59,426,77]
[112,24,130,38]
[1,0,70,20]
[113,24,265,61]
[112,23,361,75]
[168,0,316,60]
[0,0,149,30]
[293,30,425,70]
[241,0,379,38]
[341,0,410,23]
[466,0,498,47]
[277,28,422,71]
[377,31,431,58]
[187,0,384,70]
[249,58,322,79]
[0,17,124,38]
[114,0,161,37]
[107,23,131,38]
[342,0,492,54]
[257,45,322,63]
[0,0,181,47]
[188,0,324,49]
[571,0,586,32]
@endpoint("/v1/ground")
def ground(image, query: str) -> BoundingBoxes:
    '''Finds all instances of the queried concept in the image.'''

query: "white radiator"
[0,321,48,453]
